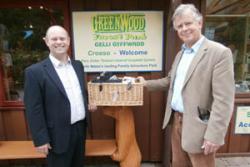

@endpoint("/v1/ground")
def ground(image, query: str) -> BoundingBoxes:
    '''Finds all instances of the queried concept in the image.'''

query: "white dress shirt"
[50,55,85,124]
[171,36,205,112]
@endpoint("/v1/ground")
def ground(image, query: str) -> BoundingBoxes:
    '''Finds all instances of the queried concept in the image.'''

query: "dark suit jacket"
[24,57,88,154]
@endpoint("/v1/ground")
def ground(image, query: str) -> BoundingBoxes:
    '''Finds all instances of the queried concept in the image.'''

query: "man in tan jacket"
[139,4,234,167]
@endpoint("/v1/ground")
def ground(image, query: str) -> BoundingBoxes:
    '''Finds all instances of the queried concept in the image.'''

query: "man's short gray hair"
[172,4,203,27]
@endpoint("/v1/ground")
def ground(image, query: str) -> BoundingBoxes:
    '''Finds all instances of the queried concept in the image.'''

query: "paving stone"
[216,157,250,167]
[215,158,228,167]
[243,157,250,165]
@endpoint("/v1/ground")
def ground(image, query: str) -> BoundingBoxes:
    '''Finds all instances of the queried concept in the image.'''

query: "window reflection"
[0,7,63,101]
[205,0,250,93]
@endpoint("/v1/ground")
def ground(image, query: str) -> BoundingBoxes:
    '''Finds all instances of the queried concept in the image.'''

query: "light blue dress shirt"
[171,36,205,113]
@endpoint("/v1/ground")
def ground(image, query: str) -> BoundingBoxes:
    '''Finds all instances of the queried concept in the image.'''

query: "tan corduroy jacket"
[145,38,235,153]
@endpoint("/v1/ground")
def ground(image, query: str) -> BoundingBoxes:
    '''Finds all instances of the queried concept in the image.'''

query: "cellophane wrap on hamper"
[88,82,143,106]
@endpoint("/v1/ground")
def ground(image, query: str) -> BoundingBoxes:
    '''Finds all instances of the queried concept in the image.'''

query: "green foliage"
[0,7,63,89]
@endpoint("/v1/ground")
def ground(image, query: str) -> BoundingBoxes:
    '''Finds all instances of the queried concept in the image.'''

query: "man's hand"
[88,104,97,112]
[201,140,220,155]
[137,76,146,86]
[36,143,51,155]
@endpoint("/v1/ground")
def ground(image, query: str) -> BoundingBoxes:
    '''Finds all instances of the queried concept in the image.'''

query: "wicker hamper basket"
[88,82,143,106]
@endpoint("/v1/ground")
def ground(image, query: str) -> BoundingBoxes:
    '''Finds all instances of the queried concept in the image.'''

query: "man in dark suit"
[24,25,95,167]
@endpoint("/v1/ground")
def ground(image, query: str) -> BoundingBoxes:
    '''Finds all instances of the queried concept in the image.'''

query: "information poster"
[72,11,163,72]
[235,106,250,134]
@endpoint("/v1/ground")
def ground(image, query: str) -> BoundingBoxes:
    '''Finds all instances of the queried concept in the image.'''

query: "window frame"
[203,0,250,98]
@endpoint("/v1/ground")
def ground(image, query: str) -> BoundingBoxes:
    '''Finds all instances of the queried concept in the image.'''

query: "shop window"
[205,0,250,93]
[0,6,64,102]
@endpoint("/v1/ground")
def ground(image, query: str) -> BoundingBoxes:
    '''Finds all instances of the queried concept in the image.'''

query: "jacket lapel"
[72,61,88,112]
[182,38,209,87]
[43,58,68,97]
[171,51,183,87]
[71,61,84,93]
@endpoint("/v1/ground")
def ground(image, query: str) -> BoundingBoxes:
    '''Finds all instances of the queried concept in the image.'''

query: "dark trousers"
[47,120,86,167]
[171,112,215,167]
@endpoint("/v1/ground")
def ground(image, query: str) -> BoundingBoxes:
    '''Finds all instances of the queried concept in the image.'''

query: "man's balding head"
[43,25,70,60]
[44,25,69,40]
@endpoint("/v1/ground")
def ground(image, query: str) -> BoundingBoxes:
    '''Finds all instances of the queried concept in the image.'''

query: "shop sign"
[235,106,250,134]
[72,11,163,72]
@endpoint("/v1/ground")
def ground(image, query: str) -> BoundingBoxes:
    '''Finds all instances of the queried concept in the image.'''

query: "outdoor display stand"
[88,82,143,167]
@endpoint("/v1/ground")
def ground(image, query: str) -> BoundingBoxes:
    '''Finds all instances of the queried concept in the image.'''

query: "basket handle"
[127,82,132,90]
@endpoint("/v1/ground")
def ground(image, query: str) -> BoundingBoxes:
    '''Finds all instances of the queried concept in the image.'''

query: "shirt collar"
[182,35,205,54]
[49,54,71,68]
